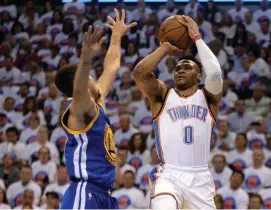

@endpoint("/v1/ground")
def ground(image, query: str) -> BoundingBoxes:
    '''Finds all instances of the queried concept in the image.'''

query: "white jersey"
[153,89,214,167]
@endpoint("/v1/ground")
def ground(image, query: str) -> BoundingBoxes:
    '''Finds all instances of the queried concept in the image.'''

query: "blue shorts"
[60,181,118,209]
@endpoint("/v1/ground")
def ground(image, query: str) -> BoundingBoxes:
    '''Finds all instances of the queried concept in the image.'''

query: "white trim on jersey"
[74,135,81,178]
[73,182,82,209]
[80,182,87,210]
[81,134,89,180]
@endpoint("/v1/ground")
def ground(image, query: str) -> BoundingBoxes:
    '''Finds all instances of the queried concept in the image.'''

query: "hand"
[82,25,105,59]
[177,15,201,41]
[161,42,183,56]
[106,9,137,37]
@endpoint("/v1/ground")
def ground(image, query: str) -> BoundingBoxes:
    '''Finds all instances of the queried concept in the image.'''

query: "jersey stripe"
[73,182,82,209]
[80,134,89,180]
[80,182,87,210]
[153,120,165,163]
[74,135,81,178]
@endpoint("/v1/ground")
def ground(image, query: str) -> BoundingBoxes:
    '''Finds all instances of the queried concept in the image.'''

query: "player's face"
[174,60,201,90]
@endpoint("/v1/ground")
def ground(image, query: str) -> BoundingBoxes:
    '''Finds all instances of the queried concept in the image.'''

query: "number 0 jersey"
[61,99,116,190]
[153,88,215,167]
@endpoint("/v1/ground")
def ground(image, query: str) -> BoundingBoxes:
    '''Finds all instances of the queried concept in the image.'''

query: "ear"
[197,73,202,83]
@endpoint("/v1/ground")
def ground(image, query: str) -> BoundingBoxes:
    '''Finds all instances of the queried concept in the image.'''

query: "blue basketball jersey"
[61,99,116,190]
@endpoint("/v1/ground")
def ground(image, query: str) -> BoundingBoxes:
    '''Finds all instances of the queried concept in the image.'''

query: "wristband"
[192,34,201,43]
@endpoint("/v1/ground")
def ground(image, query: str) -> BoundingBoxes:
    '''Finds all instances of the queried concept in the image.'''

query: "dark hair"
[21,164,32,171]
[249,193,263,208]
[0,188,8,204]
[23,96,37,115]
[128,132,146,154]
[178,56,203,73]
[6,126,19,136]
[123,170,135,177]
[248,46,260,58]
[212,154,226,164]
[51,10,63,25]
[11,21,25,35]
[236,132,248,146]
[55,64,77,97]
[4,96,14,103]
[231,171,245,181]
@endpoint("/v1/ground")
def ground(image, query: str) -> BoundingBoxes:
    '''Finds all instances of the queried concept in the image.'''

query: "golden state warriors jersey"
[153,88,215,167]
[61,99,116,190]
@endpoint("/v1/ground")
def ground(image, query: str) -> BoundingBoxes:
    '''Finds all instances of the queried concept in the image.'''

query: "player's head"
[230,171,244,190]
[174,56,203,91]
[55,64,100,100]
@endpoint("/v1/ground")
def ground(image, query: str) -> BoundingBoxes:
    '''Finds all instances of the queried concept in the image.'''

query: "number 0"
[184,126,194,144]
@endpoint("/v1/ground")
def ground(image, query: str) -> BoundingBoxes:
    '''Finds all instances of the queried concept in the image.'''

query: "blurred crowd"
[0,0,271,209]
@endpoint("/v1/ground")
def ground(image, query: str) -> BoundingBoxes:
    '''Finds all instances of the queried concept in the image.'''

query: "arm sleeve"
[195,39,223,95]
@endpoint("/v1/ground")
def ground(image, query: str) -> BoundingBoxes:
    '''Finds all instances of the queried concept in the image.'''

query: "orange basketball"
[159,15,193,50]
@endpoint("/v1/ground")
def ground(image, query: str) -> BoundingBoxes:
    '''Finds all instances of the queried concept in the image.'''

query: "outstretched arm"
[133,42,182,101]
[181,16,223,117]
[96,9,137,101]
[69,26,105,131]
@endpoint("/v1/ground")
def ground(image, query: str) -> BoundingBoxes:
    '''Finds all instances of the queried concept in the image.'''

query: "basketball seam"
[160,26,186,41]
[174,31,189,45]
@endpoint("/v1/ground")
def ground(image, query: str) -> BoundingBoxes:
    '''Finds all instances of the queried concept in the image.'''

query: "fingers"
[107,16,115,25]
[91,26,104,43]
[127,22,137,30]
[114,8,120,21]
[121,9,125,23]
[98,37,106,46]
[105,23,113,30]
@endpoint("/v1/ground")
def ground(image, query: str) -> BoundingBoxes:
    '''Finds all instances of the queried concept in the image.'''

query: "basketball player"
[133,15,223,209]
[54,9,136,209]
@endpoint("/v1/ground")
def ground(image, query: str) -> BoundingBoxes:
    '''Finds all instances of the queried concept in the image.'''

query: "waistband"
[163,163,209,173]
[71,179,112,196]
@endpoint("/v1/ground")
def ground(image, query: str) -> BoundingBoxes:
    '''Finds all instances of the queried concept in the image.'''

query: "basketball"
[159,15,193,50]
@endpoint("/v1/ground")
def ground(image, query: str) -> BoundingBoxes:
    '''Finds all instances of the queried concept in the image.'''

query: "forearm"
[196,39,223,94]
[73,55,92,95]
[133,44,168,78]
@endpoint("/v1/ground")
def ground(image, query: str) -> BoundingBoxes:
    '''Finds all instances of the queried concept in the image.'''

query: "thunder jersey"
[61,98,116,190]
[153,88,215,167]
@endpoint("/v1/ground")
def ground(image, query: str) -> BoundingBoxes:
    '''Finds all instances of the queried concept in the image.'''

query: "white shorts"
[149,164,216,209]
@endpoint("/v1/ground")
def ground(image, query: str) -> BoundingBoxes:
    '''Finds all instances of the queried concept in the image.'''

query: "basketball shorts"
[149,164,216,209]
[60,181,118,209]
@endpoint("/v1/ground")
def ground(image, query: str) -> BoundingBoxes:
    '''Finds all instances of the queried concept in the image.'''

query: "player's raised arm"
[96,9,137,101]
[180,16,223,117]
[70,26,105,129]
[133,40,182,101]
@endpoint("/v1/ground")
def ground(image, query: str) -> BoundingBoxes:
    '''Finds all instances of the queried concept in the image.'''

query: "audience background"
[0,0,271,209]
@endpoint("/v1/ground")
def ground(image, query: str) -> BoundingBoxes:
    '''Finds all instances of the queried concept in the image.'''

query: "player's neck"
[175,85,198,98]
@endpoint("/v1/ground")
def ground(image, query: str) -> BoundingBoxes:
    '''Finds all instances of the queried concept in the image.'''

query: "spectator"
[128,132,150,170]
[0,188,11,209]
[248,193,263,209]
[157,0,178,23]
[228,0,249,23]
[247,118,267,150]
[42,192,60,210]
[114,114,138,148]
[259,187,271,209]
[46,10,63,39]
[210,154,232,190]
[209,133,226,168]
[227,133,252,171]
[6,165,41,207]
[204,0,222,24]
[257,17,271,47]
[13,189,39,209]
[39,1,54,26]
[112,170,147,209]
[0,55,21,85]
[227,99,255,133]
[253,0,271,22]
[232,23,248,47]
[209,39,228,70]
[220,79,237,115]
[244,11,259,33]
[184,0,201,19]
[244,149,271,192]
[131,0,153,23]
[216,118,236,151]
[0,154,20,188]
[217,171,249,209]
[1,97,17,125]
[31,147,57,189]
[0,113,12,136]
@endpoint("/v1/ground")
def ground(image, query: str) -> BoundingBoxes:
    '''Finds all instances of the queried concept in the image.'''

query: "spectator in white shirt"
[219,14,236,42]
[244,11,259,33]
[209,39,228,70]
[228,0,249,23]
[227,99,255,133]
[128,132,150,170]
[46,10,63,39]
[204,0,222,24]
[245,83,271,117]
[132,0,153,22]
[63,0,85,19]
[257,18,271,46]
[0,55,21,85]
[112,170,147,209]
[248,46,270,79]
[114,114,138,147]
[6,165,41,207]
[0,0,17,19]
[1,97,18,125]
[39,1,54,26]
[0,113,12,137]
[31,147,57,189]
[214,194,224,209]
[248,193,263,209]
[253,0,271,22]
[244,149,271,192]
[14,189,39,210]
[210,154,232,190]
[217,171,249,209]
[42,192,60,210]
[227,133,252,171]
[259,188,271,209]
[220,80,237,115]
[184,0,201,19]
[0,188,11,209]
[216,119,236,151]
[209,133,226,168]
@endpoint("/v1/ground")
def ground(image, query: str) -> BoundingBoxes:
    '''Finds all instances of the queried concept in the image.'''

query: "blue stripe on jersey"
[149,165,158,185]
[153,120,164,163]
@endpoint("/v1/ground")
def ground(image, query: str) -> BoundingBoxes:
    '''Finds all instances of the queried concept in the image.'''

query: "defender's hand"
[106,9,137,37]
[177,16,201,42]
[82,25,105,59]
[161,42,183,56]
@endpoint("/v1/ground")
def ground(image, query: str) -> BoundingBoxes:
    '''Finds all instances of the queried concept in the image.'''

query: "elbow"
[133,65,144,79]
